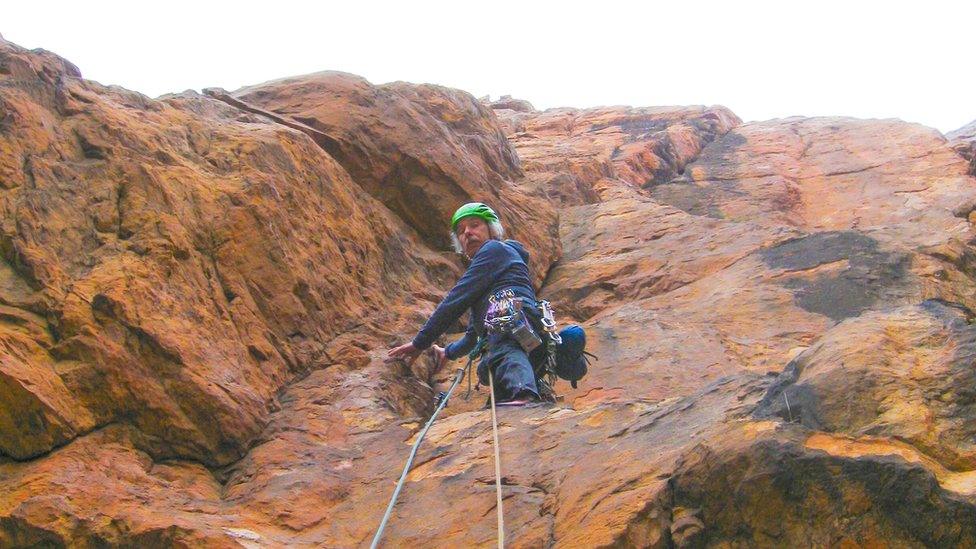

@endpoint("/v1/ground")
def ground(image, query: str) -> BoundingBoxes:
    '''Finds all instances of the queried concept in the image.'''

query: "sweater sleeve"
[411,241,511,350]
[444,323,478,360]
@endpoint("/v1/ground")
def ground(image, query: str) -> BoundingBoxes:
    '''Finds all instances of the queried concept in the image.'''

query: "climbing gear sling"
[463,337,487,400]
[370,366,467,549]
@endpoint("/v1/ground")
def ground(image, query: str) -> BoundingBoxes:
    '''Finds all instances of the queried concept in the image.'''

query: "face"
[456,216,491,258]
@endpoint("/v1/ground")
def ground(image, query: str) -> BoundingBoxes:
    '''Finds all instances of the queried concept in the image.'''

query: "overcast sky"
[5,1,974,133]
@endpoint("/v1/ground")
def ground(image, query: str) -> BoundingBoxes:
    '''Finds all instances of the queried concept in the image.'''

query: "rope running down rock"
[370,366,467,549]
[488,370,506,548]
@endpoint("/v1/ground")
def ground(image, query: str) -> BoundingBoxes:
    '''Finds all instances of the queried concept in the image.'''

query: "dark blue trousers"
[478,336,540,401]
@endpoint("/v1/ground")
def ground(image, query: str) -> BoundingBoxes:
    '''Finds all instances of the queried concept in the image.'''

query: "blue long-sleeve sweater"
[412,239,536,359]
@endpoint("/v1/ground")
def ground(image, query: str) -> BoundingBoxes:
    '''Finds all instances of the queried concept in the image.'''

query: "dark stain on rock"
[647,132,748,218]
[648,181,737,219]
[670,436,976,547]
[589,117,669,136]
[692,130,748,172]
[760,231,909,321]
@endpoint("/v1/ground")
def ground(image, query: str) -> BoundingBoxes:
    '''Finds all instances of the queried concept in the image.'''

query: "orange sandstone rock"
[948,118,976,176]
[2,37,976,549]
[232,73,560,282]
[0,36,456,469]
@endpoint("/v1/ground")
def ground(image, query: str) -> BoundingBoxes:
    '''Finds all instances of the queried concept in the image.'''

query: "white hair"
[451,220,505,255]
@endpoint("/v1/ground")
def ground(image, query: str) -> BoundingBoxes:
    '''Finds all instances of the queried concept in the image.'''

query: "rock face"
[490,101,741,207]
[486,103,976,546]
[0,37,462,468]
[2,39,976,548]
[230,73,559,278]
[0,37,553,545]
[948,118,976,176]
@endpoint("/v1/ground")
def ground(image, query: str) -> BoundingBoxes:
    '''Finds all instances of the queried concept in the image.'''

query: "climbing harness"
[484,289,542,353]
[370,365,467,549]
[487,370,506,549]
[538,300,561,343]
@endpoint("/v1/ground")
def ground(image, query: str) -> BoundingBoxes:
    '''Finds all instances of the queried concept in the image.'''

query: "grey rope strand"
[370,366,467,549]
[464,355,474,399]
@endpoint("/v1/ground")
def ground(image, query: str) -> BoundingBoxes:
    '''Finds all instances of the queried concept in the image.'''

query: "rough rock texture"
[3,39,976,548]
[231,73,559,279]
[486,95,536,113]
[948,118,976,176]
[486,103,976,545]
[0,38,553,545]
[491,102,741,207]
[536,114,975,401]
[0,37,471,468]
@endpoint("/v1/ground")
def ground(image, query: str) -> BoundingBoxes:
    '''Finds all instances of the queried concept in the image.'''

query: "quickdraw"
[538,300,561,399]
[463,336,486,400]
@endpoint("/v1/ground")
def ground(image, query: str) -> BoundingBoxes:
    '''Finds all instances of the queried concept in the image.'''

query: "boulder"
[232,73,560,279]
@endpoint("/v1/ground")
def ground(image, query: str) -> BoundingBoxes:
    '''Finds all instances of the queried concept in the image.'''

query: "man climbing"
[386,202,544,405]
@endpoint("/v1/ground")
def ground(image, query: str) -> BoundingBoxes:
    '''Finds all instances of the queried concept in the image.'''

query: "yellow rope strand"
[487,370,505,548]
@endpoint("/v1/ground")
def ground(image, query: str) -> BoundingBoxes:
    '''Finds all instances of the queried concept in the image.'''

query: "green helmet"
[450,202,499,232]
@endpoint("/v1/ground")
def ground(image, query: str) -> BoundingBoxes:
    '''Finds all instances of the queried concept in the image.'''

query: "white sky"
[5,1,974,133]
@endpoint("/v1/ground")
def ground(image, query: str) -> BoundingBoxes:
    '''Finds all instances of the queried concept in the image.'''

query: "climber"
[385,202,545,405]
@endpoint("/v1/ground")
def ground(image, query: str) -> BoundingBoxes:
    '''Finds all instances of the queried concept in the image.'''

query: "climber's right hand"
[430,344,447,368]
[386,342,422,366]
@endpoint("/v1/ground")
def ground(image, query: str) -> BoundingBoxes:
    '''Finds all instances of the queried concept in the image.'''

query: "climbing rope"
[487,370,505,549]
[463,337,486,400]
[370,366,467,549]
